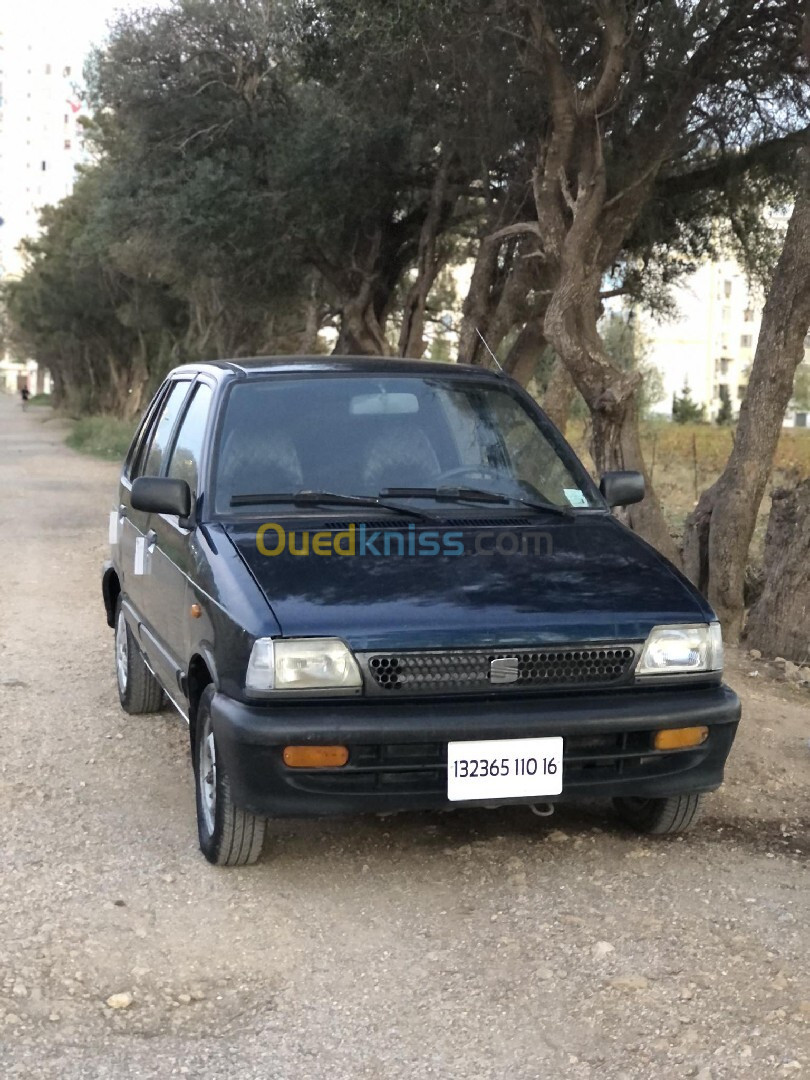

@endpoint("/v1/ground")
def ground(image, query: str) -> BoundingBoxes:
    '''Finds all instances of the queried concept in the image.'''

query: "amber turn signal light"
[282,745,349,768]
[654,726,709,751]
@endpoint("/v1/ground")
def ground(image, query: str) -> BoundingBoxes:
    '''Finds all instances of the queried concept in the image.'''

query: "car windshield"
[212,373,600,516]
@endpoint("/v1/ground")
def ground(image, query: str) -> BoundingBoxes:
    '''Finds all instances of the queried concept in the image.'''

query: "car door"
[141,379,215,701]
[113,384,168,616]
[121,379,193,667]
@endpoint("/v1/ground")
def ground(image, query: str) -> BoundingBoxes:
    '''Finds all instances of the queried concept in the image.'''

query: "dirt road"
[0,393,807,1079]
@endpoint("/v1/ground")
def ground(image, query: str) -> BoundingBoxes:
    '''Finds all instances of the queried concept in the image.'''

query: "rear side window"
[166,383,213,493]
[136,381,191,478]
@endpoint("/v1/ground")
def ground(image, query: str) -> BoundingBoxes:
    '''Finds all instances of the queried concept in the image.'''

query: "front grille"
[361,645,636,695]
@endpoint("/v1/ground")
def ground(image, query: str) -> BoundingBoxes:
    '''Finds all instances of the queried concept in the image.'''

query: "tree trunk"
[322,227,396,357]
[300,272,322,354]
[457,165,536,365]
[541,356,575,434]
[502,319,546,388]
[682,152,810,640]
[333,291,391,356]
[49,366,66,409]
[544,266,680,564]
[516,3,780,566]
[398,159,450,359]
[457,235,507,365]
[458,234,546,368]
[745,481,810,663]
[107,347,149,420]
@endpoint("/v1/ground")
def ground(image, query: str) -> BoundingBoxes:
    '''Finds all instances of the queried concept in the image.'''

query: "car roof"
[169,355,505,381]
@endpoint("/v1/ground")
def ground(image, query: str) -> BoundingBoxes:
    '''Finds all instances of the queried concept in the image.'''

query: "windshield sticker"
[563,489,589,508]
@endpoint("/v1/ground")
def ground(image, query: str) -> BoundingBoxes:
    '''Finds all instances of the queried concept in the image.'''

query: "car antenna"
[475,327,505,374]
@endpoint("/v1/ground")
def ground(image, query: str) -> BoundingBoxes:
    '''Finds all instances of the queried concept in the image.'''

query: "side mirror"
[600,470,645,508]
[131,476,191,517]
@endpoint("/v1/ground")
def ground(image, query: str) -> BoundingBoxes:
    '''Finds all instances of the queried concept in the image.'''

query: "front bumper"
[211,683,740,818]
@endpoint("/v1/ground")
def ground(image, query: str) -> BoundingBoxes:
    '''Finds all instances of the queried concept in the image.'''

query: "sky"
[3,0,150,67]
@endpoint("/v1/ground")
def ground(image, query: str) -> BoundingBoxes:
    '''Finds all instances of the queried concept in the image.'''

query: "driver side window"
[166,383,213,494]
[133,381,191,479]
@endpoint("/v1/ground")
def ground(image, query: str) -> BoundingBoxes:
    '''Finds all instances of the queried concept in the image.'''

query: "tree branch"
[489,221,545,243]
[599,0,761,260]
[558,166,578,213]
[603,159,663,210]
[527,8,579,256]
[583,0,628,116]
[656,126,810,201]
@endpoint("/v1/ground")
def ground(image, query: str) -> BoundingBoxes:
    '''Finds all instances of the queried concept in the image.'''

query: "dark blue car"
[102,357,740,865]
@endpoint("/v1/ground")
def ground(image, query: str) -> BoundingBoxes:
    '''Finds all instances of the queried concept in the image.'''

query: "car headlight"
[636,623,723,676]
[245,637,362,692]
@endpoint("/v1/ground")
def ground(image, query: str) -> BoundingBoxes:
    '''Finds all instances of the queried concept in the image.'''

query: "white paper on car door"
[134,536,147,575]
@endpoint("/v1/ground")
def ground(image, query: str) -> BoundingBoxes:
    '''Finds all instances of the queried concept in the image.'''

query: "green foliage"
[5,0,807,417]
[2,166,187,417]
[793,362,810,412]
[672,381,706,425]
[716,384,734,426]
[66,415,137,460]
[82,0,532,357]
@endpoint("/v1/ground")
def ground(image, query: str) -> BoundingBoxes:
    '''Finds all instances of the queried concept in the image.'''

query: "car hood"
[223,516,712,650]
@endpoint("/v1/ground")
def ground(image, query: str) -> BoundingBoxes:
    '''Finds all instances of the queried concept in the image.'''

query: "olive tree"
[462,0,808,561]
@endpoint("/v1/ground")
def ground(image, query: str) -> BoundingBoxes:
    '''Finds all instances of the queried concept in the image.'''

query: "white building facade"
[0,20,86,393]
[640,239,809,428]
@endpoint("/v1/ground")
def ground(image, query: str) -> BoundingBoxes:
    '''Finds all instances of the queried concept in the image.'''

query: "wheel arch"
[102,563,121,628]
[187,651,217,747]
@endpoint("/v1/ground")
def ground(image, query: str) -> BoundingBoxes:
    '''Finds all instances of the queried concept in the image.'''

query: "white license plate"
[447,737,563,802]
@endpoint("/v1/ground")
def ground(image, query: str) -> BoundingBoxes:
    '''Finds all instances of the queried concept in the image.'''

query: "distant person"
[20,386,30,411]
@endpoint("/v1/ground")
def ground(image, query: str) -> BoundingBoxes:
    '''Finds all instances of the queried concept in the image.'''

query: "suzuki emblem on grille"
[489,656,519,684]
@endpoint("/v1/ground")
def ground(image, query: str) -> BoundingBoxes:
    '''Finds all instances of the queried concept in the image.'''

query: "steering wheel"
[436,465,506,487]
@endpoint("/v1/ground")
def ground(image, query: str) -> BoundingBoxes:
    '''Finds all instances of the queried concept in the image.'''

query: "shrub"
[66,416,136,461]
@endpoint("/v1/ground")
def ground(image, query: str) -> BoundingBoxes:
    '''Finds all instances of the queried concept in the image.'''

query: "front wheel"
[613,793,705,835]
[194,686,266,866]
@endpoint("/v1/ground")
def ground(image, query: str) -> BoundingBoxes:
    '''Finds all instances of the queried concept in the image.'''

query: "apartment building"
[639,232,809,427]
[0,21,86,392]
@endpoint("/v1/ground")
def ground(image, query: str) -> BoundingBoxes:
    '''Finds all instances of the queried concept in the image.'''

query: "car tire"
[115,597,164,714]
[194,686,266,866]
[613,793,705,835]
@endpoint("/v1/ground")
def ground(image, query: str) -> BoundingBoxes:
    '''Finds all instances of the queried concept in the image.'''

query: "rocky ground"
[0,395,807,1079]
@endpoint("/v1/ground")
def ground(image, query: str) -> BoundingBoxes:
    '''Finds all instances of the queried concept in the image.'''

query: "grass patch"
[66,415,136,461]
[28,393,53,406]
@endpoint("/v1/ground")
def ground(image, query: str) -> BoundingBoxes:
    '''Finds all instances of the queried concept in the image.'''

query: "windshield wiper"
[229,490,436,520]
[379,486,575,519]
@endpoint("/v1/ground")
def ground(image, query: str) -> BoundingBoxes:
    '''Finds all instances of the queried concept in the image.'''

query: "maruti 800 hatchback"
[102,358,740,865]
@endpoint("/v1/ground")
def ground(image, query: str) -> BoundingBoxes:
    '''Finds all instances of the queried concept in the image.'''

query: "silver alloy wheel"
[115,610,128,694]
[199,715,217,834]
